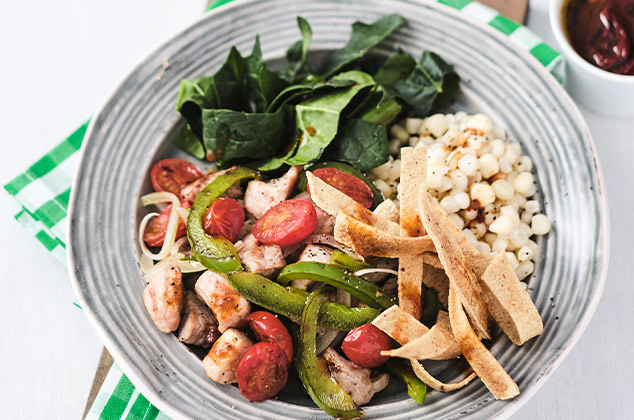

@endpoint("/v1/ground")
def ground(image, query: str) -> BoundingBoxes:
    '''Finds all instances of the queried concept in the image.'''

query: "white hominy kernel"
[467,135,487,150]
[449,170,468,191]
[406,118,423,134]
[484,232,497,245]
[492,179,514,200]
[464,208,478,222]
[440,196,460,214]
[388,138,401,155]
[492,238,508,253]
[520,210,533,224]
[371,160,391,179]
[522,184,537,197]
[518,222,532,236]
[472,222,487,238]
[468,172,483,184]
[501,205,520,227]
[453,191,471,209]
[390,124,409,143]
[498,157,512,173]
[515,155,533,172]
[508,143,522,155]
[425,165,445,188]
[484,212,495,225]
[513,172,534,194]
[387,160,401,181]
[459,146,477,156]
[531,214,551,235]
[408,136,419,147]
[465,113,492,133]
[516,261,534,280]
[392,199,400,208]
[490,139,506,158]
[374,179,392,198]
[477,241,492,254]
[479,153,499,178]
[489,214,514,235]
[455,111,468,122]
[437,176,453,193]
[525,200,540,214]
[519,281,528,290]
[458,154,480,176]
[425,114,449,137]
[506,171,518,184]
[428,146,447,165]
[505,252,520,270]
[510,234,529,249]
[479,143,492,155]
[471,183,495,206]
[504,148,519,165]
[442,129,462,147]
[526,239,539,257]
[462,228,478,246]
[517,245,534,262]
[448,213,465,229]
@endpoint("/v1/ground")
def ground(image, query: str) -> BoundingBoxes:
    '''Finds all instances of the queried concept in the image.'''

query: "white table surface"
[1,1,632,419]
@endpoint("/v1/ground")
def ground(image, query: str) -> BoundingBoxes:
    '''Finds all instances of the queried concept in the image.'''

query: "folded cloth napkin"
[3,1,563,419]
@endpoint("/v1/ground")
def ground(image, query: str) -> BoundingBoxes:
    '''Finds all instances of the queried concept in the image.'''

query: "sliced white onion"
[354,268,399,277]
[138,212,161,260]
[139,251,155,273]
[316,290,351,354]
[176,207,190,224]
[139,192,182,261]
[171,236,190,256]
[142,253,206,283]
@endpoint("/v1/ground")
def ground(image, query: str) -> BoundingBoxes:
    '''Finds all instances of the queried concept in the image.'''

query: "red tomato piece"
[202,198,244,243]
[247,311,293,364]
[252,198,317,247]
[341,323,392,368]
[236,342,289,402]
[309,168,373,208]
[143,200,191,247]
[150,158,204,196]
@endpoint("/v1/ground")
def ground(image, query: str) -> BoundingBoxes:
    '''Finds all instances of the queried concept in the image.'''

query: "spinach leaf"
[175,77,216,137]
[266,78,355,113]
[174,122,205,160]
[318,14,404,78]
[374,52,416,86]
[280,17,313,82]
[361,96,402,126]
[245,36,288,112]
[323,118,389,170]
[285,70,375,166]
[202,106,291,164]
[383,50,460,117]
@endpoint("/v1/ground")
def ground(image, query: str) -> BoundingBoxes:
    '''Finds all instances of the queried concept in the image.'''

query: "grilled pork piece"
[143,265,184,333]
[195,270,250,332]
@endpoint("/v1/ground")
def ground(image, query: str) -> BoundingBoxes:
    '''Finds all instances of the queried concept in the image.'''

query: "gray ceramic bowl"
[68,0,609,419]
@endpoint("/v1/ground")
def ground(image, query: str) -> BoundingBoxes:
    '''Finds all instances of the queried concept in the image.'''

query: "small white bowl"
[549,0,634,117]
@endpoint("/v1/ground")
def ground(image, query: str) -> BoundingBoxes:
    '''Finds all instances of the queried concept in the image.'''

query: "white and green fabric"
[3,1,563,418]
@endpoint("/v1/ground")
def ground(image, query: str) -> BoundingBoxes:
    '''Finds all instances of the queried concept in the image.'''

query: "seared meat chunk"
[312,205,335,235]
[323,348,389,406]
[143,265,184,333]
[178,291,219,347]
[181,167,241,202]
[203,328,253,384]
[244,165,301,218]
[195,270,250,332]
[291,244,333,290]
[235,233,286,277]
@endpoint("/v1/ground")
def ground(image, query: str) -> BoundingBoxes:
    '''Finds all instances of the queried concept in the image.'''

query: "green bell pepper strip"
[277,262,396,309]
[296,161,384,209]
[226,271,379,330]
[298,289,363,419]
[386,359,427,404]
[328,249,370,271]
[186,167,258,273]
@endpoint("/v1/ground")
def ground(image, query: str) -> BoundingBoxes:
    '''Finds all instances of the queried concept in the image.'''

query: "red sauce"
[565,0,634,75]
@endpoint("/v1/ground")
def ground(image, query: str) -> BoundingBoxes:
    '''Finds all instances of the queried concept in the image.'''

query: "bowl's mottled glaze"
[68,1,608,419]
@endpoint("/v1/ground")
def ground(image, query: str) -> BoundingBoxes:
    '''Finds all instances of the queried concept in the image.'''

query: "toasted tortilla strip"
[480,253,543,345]
[306,172,374,225]
[418,190,491,340]
[334,212,435,258]
[373,199,399,224]
[371,305,429,344]
[422,252,442,269]
[410,360,476,392]
[397,147,428,319]
[382,311,461,360]
[422,263,449,308]
[448,285,519,400]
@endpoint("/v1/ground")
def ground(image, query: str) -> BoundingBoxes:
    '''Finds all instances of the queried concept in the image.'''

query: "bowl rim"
[67,0,611,419]
[549,0,634,83]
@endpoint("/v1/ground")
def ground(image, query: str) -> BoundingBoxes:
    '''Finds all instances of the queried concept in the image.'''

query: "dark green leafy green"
[382,50,460,117]
[174,123,205,160]
[280,17,313,82]
[374,52,416,86]
[266,79,356,113]
[323,118,389,171]
[202,106,291,164]
[244,37,288,112]
[420,288,441,328]
[318,14,405,78]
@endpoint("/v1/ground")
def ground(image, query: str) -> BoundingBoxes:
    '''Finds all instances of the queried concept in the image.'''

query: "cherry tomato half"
[143,200,191,247]
[150,158,204,196]
[309,168,373,209]
[341,323,392,368]
[247,311,293,364]
[236,342,289,402]
[252,198,317,247]
[202,198,244,243]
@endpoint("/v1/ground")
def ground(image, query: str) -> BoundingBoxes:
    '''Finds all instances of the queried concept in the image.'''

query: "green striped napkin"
[3,1,563,419]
